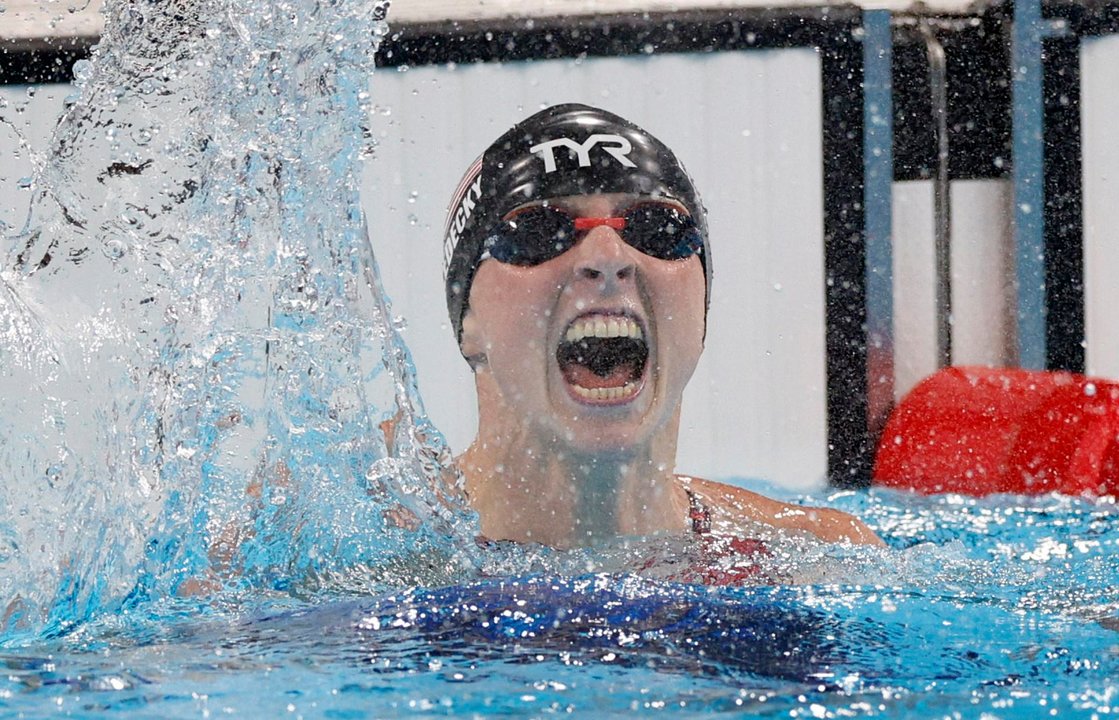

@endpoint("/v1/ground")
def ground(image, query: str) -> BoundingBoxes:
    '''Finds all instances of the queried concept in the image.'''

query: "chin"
[552,407,662,458]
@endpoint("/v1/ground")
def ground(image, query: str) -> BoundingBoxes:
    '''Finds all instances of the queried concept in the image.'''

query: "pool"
[1,487,1117,717]
[2,0,1118,716]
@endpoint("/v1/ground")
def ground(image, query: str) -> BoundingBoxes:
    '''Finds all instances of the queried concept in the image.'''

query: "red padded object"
[873,366,1119,496]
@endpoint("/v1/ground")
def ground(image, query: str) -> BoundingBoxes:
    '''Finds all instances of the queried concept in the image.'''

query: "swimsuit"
[475,488,773,587]
[686,487,713,534]
[682,487,773,586]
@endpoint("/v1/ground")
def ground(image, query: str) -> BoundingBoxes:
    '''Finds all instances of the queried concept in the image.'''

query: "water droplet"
[72,59,93,85]
[121,5,143,29]
[407,190,418,204]
[0,530,19,564]
[1085,383,1097,397]
[103,238,127,259]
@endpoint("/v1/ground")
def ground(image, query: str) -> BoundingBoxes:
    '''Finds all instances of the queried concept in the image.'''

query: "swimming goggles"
[480,201,703,267]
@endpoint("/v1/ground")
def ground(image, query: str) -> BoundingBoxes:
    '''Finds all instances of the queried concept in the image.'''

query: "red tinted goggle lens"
[482,203,703,267]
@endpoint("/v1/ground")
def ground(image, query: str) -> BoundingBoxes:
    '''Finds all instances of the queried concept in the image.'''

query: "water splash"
[0,0,480,642]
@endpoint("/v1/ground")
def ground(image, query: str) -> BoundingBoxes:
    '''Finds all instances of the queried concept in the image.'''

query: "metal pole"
[921,20,953,369]
[1012,0,1048,369]
[863,9,895,436]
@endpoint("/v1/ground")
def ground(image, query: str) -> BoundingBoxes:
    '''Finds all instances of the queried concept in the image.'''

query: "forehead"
[512,193,690,217]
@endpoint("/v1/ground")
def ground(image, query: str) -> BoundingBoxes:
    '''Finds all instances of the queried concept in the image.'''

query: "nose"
[569,225,636,284]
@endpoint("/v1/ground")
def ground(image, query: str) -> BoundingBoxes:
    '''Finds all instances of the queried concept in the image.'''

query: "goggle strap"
[573,217,626,232]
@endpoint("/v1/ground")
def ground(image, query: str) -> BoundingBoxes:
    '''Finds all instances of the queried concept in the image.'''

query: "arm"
[682,476,885,547]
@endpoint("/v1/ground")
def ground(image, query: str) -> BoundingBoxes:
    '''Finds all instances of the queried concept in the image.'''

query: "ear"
[459,308,487,369]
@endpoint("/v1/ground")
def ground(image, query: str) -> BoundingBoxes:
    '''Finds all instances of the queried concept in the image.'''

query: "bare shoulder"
[678,476,884,546]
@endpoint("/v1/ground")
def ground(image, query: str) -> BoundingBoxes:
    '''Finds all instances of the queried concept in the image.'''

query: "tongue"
[563,361,636,389]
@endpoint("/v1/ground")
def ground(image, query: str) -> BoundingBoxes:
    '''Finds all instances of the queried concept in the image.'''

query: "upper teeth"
[564,315,643,343]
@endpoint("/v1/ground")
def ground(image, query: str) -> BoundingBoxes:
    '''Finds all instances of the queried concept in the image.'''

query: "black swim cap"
[442,103,710,347]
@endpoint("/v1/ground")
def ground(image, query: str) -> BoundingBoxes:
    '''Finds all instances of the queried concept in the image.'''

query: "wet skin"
[462,193,704,458]
[457,193,882,549]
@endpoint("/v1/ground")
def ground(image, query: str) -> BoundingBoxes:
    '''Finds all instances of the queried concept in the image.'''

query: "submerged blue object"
[442,103,711,346]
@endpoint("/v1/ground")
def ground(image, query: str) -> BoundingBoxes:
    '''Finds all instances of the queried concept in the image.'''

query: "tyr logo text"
[529,134,637,173]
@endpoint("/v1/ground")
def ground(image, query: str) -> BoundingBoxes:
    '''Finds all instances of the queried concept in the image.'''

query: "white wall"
[891,179,1014,400]
[1081,34,1119,378]
[366,49,829,489]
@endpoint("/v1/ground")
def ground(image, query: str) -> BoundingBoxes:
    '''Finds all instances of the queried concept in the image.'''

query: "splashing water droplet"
[102,239,127,258]
[72,59,93,87]
[0,0,478,641]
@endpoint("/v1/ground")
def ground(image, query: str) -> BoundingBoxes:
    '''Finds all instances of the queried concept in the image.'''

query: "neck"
[459,405,689,548]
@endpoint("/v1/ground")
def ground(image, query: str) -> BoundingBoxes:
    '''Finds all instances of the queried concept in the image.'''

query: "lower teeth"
[573,383,637,401]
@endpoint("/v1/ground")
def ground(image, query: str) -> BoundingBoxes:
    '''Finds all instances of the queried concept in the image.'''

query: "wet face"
[461,193,707,456]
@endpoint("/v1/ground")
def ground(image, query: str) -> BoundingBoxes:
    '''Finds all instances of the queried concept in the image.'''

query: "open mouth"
[556,314,649,403]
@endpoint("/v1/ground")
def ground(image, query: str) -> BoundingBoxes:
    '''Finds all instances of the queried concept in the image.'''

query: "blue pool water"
[2,0,1118,716]
[1,487,1117,717]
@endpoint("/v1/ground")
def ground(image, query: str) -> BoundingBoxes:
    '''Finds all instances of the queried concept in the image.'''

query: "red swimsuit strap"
[684,488,711,535]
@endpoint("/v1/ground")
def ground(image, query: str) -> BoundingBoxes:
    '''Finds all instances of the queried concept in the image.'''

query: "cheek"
[653,263,706,328]
[469,266,556,354]
[651,263,707,371]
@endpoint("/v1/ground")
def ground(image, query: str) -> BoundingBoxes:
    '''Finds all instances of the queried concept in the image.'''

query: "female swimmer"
[442,104,882,550]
